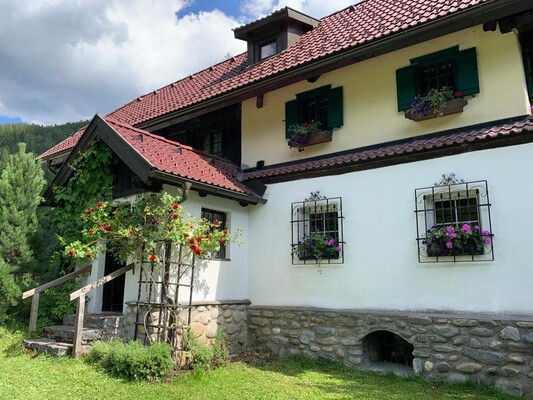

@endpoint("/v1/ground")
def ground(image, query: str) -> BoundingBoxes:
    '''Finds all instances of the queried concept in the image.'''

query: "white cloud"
[0,0,358,125]
[0,0,245,124]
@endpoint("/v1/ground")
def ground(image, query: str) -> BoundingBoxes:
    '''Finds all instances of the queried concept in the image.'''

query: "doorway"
[101,252,125,312]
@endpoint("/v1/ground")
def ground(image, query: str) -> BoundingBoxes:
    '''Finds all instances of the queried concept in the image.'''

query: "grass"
[0,325,514,400]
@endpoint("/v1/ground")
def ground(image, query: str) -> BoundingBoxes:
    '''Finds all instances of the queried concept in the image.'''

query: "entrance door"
[102,252,125,312]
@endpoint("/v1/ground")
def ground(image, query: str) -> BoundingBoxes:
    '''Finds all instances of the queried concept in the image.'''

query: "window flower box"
[423,224,492,258]
[405,99,468,121]
[404,88,467,122]
[287,122,332,152]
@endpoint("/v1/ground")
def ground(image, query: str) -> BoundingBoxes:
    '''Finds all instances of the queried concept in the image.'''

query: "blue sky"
[0,0,355,126]
[177,0,242,18]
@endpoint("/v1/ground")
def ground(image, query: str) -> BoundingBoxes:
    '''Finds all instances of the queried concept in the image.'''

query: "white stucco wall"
[247,143,533,314]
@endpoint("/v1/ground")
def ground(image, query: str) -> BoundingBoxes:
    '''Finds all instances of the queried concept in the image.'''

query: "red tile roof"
[107,0,488,126]
[243,117,533,180]
[40,0,493,161]
[37,126,86,159]
[103,117,257,197]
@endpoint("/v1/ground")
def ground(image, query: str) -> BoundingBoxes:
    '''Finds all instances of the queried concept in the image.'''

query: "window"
[201,208,227,259]
[202,131,222,157]
[259,40,277,60]
[285,85,343,138]
[291,192,344,265]
[414,174,494,263]
[396,46,480,111]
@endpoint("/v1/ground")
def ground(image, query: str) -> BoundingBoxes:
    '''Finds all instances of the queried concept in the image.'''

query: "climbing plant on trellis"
[63,192,237,362]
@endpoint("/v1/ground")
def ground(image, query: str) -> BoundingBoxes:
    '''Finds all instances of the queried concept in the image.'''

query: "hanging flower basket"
[405,88,468,122]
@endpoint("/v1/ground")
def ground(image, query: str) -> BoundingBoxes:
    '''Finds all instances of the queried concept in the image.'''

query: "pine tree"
[0,143,45,322]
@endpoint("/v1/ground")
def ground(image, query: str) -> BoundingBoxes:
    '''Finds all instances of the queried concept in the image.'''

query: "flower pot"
[405,99,468,122]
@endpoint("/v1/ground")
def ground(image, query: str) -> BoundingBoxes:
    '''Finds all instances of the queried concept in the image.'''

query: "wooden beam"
[72,295,85,359]
[69,263,134,301]
[22,264,92,299]
[28,292,39,335]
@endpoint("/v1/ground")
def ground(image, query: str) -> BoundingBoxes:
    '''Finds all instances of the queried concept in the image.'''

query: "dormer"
[234,7,319,65]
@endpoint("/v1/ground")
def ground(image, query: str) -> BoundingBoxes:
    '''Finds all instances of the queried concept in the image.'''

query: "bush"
[183,327,229,370]
[85,340,173,381]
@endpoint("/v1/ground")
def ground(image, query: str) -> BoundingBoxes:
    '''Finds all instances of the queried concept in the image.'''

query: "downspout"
[178,181,192,204]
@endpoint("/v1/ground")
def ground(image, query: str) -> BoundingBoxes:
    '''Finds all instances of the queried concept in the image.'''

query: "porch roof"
[44,115,265,205]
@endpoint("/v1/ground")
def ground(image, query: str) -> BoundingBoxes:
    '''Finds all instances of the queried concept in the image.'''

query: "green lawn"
[0,326,512,400]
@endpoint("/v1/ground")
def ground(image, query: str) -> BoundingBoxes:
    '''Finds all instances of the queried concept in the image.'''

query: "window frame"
[414,175,494,263]
[259,39,278,60]
[396,46,480,112]
[291,192,344,265]
[201,208,228,260]
[285,85,343,138]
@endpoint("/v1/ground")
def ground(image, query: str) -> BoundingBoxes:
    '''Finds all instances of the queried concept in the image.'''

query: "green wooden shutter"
[285,99,298,138]
[456,48,480,96]
[396,66,416,112]
[327,86,343,129]
[523,49,533,98]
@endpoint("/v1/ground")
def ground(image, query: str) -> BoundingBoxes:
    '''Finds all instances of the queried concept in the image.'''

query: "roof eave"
[149,170,266,206]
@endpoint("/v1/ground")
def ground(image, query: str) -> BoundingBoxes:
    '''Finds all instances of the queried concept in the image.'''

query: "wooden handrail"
[70,262,134,359]
[22,264,92,299]
[69,263,134,301]
[22,264,93,335]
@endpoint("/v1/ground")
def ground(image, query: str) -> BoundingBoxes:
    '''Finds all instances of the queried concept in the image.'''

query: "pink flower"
[460,224,472,234]
[474,225,480,231]
[484,238,492,245]
[446,232,457,239]
[482,230,491,236]
[445,226,455,234]
[327,239,336,246]
[446,242,453,249]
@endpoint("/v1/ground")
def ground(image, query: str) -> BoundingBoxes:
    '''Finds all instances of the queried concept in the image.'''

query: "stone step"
[42,325,102,344]
[23,338,72,357]
[63,313,124,330]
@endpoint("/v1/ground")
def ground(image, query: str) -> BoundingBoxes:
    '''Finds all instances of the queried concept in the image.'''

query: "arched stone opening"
[362,330,414,367]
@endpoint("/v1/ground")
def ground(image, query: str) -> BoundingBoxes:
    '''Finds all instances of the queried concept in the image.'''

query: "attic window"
[260,40,277,60]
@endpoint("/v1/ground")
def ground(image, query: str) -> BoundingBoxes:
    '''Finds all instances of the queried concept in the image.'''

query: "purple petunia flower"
[327,239,336,246]
[446,242,453,249]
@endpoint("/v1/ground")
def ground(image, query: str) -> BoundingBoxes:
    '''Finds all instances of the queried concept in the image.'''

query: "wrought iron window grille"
[415,174,494,263]
[291,191,345,265]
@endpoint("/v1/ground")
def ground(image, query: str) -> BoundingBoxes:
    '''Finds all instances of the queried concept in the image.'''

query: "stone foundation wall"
[248,306,533,398]
[124,300,249,355]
